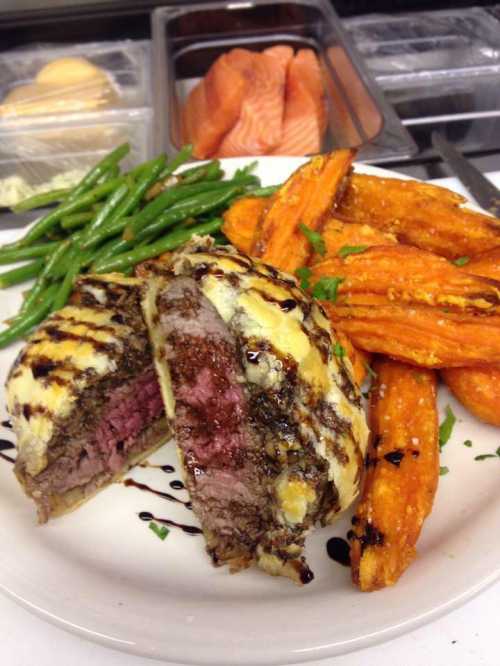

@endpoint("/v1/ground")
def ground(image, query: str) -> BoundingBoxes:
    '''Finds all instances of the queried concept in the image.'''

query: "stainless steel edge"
[324,2,417,163]
[431,131,500,216]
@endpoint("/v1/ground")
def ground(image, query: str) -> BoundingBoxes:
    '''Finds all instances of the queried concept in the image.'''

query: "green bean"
[60,211,95,230]
[16,176,125,247]
[130,154,167,180]
[134,187,240,243]
[179,160,222,185]
[66,142,129,203]
[80,182,130,246]
[94,218,222,274]
[0,241,58,264]
[88,178,248,248]
[51,253,83,312]
[244,185,279,197]
[21,241,71,314]
[98,163,120,184]
[48,231,85,277]
[234,161,258,178]
[0,283,59,349]
[12,188,71,214]
[122,180,246,243]
[101,156,166,231]
[0,259,44,288]
[87,236,126,269]
[157,145,193,180]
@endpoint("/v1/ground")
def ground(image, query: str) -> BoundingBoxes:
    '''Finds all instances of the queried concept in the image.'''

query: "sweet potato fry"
[311,218,397,264]
[350,359,439,591]
[440,247,500,425]
[311,245,500,313]
[463,247,500,281]
[222,196,270,254]
[327,301,500,367]
[253,149,355,272]
[336,173,500,260]
[441,365,500,427]
[311,245,500,366]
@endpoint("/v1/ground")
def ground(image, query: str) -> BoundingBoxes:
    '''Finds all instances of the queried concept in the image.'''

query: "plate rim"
[0,155,498,665]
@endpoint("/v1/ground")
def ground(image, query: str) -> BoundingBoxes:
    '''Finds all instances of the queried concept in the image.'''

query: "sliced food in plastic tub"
[0,39,151,121]
[0,108,152,208]
[152,0,416,163]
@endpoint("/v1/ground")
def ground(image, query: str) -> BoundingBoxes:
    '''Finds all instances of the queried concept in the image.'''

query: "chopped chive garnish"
[312,276,344,302]
[439,405,456,451]
[338,244,368,259]
[439,466,449,476]
[452,256,470,267]
[334,341,346,358]
[463,439,473,448]
[295,266,312,290]
[298,223,325,256]
[474,454,497,461]
[149,521,169,541]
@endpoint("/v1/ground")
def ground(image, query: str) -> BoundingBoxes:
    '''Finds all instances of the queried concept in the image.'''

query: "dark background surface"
[0,1,496,49]
[0,0,498,179]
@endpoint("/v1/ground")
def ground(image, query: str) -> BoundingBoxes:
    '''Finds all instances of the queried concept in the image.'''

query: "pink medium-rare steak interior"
[21,366,164,521]
[158,277,250,468]
[155,276,269,564]
[95,367,164,473]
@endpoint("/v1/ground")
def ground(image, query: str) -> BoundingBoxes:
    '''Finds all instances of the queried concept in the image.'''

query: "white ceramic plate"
[0,157,498,666]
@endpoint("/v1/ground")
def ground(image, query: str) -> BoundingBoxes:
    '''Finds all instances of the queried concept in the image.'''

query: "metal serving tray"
[344,7,500,156]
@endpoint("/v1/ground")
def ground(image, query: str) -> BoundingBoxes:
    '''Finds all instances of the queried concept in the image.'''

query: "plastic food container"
[344,8,500,156]
[0,39,152,207]
[152,0,416,164]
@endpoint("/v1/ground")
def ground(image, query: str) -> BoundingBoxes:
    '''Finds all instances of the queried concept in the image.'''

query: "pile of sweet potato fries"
[222,149,500,591]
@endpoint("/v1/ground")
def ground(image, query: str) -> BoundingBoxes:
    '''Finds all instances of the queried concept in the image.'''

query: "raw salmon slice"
[263,44,294,70]
[294,49,327,134]
[182,51,250,159]
[272,49,327,156]
[216,49,289,157]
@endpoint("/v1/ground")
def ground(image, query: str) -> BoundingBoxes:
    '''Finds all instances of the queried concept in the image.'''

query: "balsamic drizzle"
[170,479,185,491]
[384,450,405,467]
[123,478,191,509]
[138,511,202,536]
[326,537,351,567]
[0,439,15,464]
[1,420,12,429]
[138,462,175,474]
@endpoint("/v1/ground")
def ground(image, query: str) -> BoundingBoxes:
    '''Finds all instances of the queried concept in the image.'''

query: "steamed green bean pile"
[0,143,271,349]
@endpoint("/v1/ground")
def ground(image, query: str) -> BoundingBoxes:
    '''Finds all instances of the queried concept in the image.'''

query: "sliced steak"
[142,241,369,584]
[151,277,270,569]
[7,274,170,523]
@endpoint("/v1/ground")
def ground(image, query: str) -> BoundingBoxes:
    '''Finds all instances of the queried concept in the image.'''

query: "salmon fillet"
[216,50,289,157]
[272,49,327,156]
[297,49,327,134]
[263,44,294,69]
[182,51,250,159]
